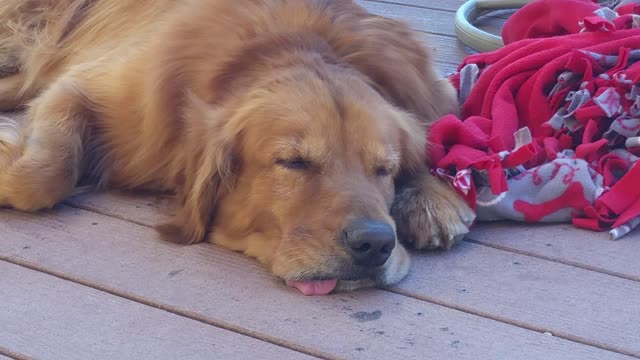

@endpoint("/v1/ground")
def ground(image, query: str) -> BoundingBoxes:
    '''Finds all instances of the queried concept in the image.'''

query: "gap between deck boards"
[64,194,639,285]
[0,256,333,360]
[58,196,640,359]
[385,287,640,359]
[3,205,636,360]
[0,345,28,360]
[464,238,640,283]
[0,260,320,360]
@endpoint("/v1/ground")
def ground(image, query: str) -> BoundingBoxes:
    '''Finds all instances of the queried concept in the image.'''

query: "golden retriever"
[0,0,474,295]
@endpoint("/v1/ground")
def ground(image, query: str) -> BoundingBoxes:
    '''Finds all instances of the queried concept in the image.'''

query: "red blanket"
[431,0,640,239]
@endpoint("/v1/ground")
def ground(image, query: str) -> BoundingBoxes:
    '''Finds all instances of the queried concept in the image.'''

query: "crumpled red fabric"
[501,0,601,44]
[431,0,640,239]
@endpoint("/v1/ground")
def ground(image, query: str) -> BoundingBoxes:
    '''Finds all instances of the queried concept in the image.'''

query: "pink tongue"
[286,279,338,296]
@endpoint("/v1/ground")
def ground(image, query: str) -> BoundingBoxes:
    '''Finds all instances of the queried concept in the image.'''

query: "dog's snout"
[343,219,395,267]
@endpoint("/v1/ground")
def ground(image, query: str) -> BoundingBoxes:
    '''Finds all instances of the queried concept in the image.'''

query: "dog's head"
[161,64,424,294]
[157,9,456,294]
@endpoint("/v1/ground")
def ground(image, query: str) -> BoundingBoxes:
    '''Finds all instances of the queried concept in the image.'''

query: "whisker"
[285,255,308,265]
[276,247,302,257]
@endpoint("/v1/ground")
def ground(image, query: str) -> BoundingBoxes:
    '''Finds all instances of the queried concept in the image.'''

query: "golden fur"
[0,0,474,291]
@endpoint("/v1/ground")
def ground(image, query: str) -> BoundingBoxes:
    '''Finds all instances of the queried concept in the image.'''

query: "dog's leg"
[391,170,476,250]
[0,77,88,211]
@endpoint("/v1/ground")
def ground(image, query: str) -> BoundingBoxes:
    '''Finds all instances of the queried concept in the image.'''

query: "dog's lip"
[285,279,338,296]
[284,268,383,295]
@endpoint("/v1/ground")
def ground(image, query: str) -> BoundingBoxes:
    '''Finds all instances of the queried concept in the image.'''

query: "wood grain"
[67,192,640,358]
[468,222,640,281]
[364,0,515,16]
[0,261,315,360]
[435,61,459,77]
[394,241,640,357]
[0,203,631,360]
[420,33,471,66]
[359,1,459,36]
[363,0,468,12]
[360,0,507,41]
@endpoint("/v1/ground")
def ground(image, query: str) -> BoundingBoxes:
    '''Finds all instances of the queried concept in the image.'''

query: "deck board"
[0,261,315,360]
[67,192,640,358]
[397,242,640,357]
[360,1,461,36]
[366,0,469,12]
[1,205,633,360]
[65,192,640,282]
[420,33,471,66]
[469,222,640,281]
[358,0,478,69]
[1,1,638,359]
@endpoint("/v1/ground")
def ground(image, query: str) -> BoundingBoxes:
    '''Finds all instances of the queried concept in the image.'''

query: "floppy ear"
[156,95,238,245]
[391,108,429,184]
[330,11,458,122]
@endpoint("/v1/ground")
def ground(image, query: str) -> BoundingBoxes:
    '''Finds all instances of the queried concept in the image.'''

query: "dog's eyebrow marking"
[364,143,400,168]
[272,137,329,163]
[271,137,303,156]
[386,146,401,164]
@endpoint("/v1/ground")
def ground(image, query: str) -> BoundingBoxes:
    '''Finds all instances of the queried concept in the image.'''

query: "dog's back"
[0,0,177,96]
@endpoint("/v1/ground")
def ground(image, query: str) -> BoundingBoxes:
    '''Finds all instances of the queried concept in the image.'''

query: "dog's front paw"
[391,173,475,250]
[0,114,22,168]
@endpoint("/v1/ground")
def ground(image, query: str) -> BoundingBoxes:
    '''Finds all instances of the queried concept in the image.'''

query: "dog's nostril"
[354,242,371,252]
[381,242,394,255]
[344,219,396,267]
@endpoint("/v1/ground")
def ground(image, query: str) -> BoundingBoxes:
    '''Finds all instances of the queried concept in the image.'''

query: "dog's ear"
[330,13,458,122]
[389,108,428,183]
[157,95,238,245]
[328,9,459,184]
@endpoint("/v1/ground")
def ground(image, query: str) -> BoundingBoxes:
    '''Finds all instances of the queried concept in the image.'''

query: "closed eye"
[375,166,391,177]
[276,157,311,170]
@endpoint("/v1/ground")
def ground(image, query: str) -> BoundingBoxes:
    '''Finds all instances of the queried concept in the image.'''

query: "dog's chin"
[284,244,411,295]
[336,243,412,292]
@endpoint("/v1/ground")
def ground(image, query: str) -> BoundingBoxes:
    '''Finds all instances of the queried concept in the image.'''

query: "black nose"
[343,219,396,267]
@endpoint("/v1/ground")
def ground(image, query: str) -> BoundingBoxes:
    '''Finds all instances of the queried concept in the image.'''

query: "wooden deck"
[1,1,639,359]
